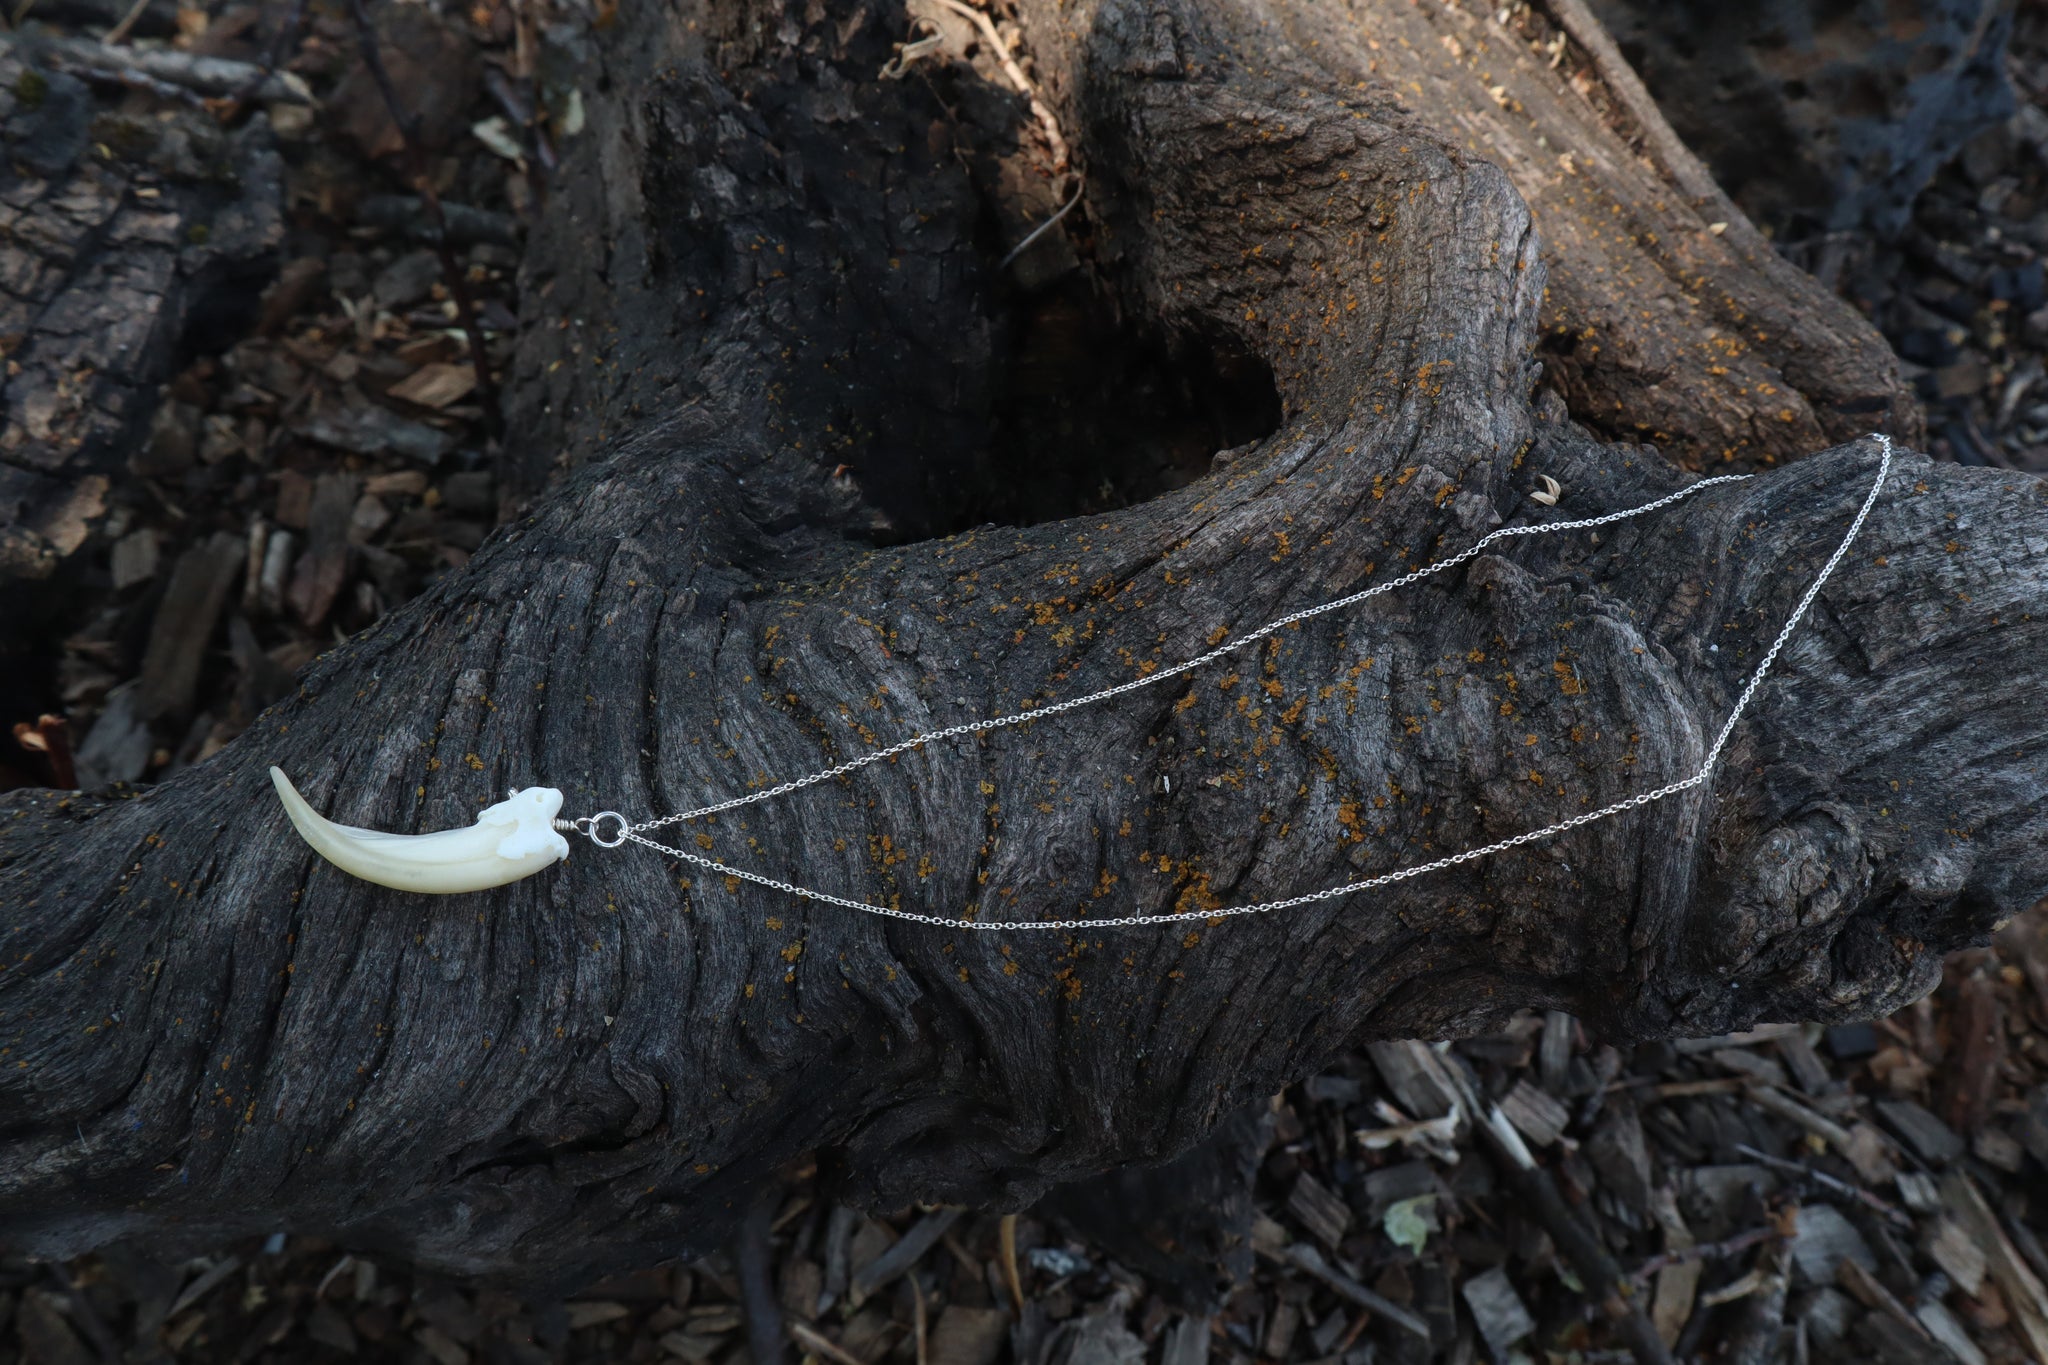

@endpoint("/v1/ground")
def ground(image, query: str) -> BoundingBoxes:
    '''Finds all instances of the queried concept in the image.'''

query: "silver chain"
[562,436,1896,930]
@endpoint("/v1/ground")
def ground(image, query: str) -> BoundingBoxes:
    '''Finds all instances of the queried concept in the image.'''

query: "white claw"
[1531,474,1562,506]
[269,767,570,894]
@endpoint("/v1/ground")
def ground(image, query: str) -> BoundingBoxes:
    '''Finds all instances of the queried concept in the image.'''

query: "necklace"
[271,434,1896,926]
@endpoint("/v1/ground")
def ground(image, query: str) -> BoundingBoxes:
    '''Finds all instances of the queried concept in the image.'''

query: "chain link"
[576,437,1895,931]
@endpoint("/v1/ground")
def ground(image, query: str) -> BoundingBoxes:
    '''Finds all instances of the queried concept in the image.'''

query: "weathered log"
[0,42,284,586]
[2,0,2044,1293]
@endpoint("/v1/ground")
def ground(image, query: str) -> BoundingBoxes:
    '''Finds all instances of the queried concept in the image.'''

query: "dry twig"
[928,0,1068,169]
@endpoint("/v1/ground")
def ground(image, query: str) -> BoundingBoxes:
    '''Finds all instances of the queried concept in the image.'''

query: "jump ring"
[586,811,629,848]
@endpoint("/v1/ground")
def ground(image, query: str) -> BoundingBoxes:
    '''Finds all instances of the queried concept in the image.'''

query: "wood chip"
[1460,1266,1534,1352]
[415,1325,468,1365]
[110,527,161,590]
[365,469,431,498]
[297,398,456,465]
[1648,1186,1699,1348]
[1925,1216,1988,1298]
[1710,1047,1789,1088]
[1748,1084,1853,1150]
[1286,1172,1352,1249]
[1837,1257,1933,1344]
[1160,1317,1210,1365]
[274,468,315,529]
[1940,1170,2048,1362]
[1499,1078,1570,1148]
[849,1208,961,1306]
[928,1305,1008,1365]
[1788,1204,1875,1287]
[14,1289,92,1365]
[1775,1031,1834,1095]
[660,1327,729,1361]
[1672,1024,1802,1054]
[1878,1100,1966,1165]
[1539,1010,1575,1092]
[166,1255,244,1319]
[286,473,360,628]
[349,492,393,543]
[135,531,246,721]
[1914,1300,1988,1365]
[305,1299,356,1353]
[1840,1121,1899,1186]
[1896,1172,1941,1214]
[1651,1258,1700,1348]
[1251,1212,1292,1259]
[1365,1040,1463,1118]
[564,1301,631,1330]
[1973,1126,2025,1174]
[787,1321,868,1365]
[1941,978,2007,1137]
[387,361,480,409]
[1260,1301,1298,1359]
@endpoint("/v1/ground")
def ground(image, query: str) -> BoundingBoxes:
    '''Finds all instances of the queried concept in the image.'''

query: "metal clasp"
[557,812,630,847]
[584,811,629,847]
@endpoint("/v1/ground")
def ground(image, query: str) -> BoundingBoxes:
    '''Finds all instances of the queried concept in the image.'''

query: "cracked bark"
[1,0,2043,1289]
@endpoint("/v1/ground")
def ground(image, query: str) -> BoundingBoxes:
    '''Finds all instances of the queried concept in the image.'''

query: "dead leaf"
[387,362,480,410]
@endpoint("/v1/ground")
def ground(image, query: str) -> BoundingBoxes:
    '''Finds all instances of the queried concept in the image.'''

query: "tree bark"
[2,0,2044,1291]
[0,45,284,584]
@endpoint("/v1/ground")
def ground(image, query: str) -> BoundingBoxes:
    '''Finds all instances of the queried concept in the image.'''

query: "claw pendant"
[269,767,571,893]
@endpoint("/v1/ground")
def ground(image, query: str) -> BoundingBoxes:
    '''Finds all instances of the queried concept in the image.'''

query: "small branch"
[998,1212,1025,1315]
[789,1321,869,1365]
[1720,1244,1791,1365]
[1476,1106,1675,1365]
[909,1271,929,1365]
[100,0,153,45]
[1730,1144,1913,1229]
[16,34,311,103]
[215,0,312,125]
[343,0,503,439]
[1282,1244,1432,1343]
[999,179,1084,271]
[1626,1227,1780,1286]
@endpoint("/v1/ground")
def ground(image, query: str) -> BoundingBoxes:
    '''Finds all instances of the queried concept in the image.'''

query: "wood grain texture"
[2,0,2043,1288]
